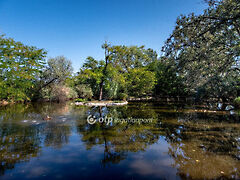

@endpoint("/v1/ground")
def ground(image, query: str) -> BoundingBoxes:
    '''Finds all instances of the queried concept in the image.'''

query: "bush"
[75,84,93,100]
[234,97,240,109]
[117,93,128,101]
[75,98,86,102]
[67,87,78,100]
[40,85,78,102]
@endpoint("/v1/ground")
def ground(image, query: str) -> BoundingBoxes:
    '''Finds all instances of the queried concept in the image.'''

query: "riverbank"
[0,97,237,111]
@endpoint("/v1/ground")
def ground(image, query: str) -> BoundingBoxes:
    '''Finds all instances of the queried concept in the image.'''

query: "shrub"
[67,87,78,100]
[117,93,128,101]
[234,97,240,109]
[75,98,86,102]
[75,84,93,100]
[40,85,78,102]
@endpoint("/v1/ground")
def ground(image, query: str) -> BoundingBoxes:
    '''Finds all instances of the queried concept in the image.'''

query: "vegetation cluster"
[0,0,239,107]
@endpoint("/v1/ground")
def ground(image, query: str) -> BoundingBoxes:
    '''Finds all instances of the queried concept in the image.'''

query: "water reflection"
[0,102,239,179]
[0,103,73,175]
[77,106,160,166]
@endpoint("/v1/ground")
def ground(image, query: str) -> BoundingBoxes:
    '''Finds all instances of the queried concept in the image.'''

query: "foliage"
[108,45,158,72]
[104,63,126,100]
[40,84,77,102]
[75,98,86,102]
[75,84,93,100]
[127,68,156,97]
[75,57,103,98]
[117,93,128,101]
[76,44,158,100]
[33,56,75,101]
[162,0,240,101]
[151,59,187,96]
[196,73,238,102]
[39,56,73,88]
[0,35,47,102]
[2,0,240,106]
[233,97,240,109]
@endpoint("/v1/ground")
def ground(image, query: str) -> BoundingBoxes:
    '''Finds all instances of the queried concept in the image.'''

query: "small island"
[75,100,128,106]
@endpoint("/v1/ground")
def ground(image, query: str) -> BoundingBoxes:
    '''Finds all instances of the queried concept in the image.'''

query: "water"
[0,102,239,179]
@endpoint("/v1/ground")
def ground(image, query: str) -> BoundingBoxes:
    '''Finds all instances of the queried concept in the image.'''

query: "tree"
[0,35,46,102]
[103,44,158,99]
[77,44,158,100]
[127,68,156,97]
[37,56,76,101]
[98,42,112,100]
[82,56,99,70]
[152,58,186,96]
[109,45,157,72]
[75,56,103,99]
[75,84,93,100]
[162,0,240,102]
[39,56,73,89]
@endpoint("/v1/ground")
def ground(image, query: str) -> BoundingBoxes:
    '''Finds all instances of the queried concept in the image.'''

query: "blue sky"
[0,0,207,71]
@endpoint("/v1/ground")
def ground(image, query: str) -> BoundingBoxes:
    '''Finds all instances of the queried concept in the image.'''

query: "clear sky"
[0,0,207,72]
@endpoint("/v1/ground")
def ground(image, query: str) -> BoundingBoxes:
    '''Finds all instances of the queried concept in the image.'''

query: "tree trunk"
[221,97,227,111]
[98,42,109,101]
[99,80,104,101]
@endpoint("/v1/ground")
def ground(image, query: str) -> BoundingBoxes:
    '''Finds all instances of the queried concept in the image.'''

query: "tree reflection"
[160,111,240,179]
[0,102,240,179]
[0,103,73,175]
[0,124,41,175]
[43,123,71,148]
[77,104,162,165]
[77,104,240,179]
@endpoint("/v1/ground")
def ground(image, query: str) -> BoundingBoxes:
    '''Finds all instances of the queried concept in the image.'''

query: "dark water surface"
[0,102,239,180]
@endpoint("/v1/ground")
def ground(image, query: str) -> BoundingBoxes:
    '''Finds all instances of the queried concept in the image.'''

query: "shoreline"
[75,101,128,106]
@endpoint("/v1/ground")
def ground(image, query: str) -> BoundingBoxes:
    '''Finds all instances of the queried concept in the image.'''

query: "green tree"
[76,56,103,99]
[104,63,126,100]
[152,59,186,96]
[127,68,156,97]
[38,56,73,89]
[162,0,240,102]
[75,84,93,100]
[105,44,158,99]
[98,42,112,100]
[77,44,158,100]
[37,56,76,101]
[0,35,46,102]
[109,45,157,72]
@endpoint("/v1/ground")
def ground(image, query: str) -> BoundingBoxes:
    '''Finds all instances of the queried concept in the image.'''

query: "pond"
[0,102,239,180]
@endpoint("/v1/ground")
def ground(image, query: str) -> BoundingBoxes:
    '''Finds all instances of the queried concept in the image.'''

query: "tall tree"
[99,42,112,100]
[77,44,158,100]
[36,56,75,101]
[127,68,156,97]
[0,35,46,102]
[38,56,73,90]
[162,0,240,101]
